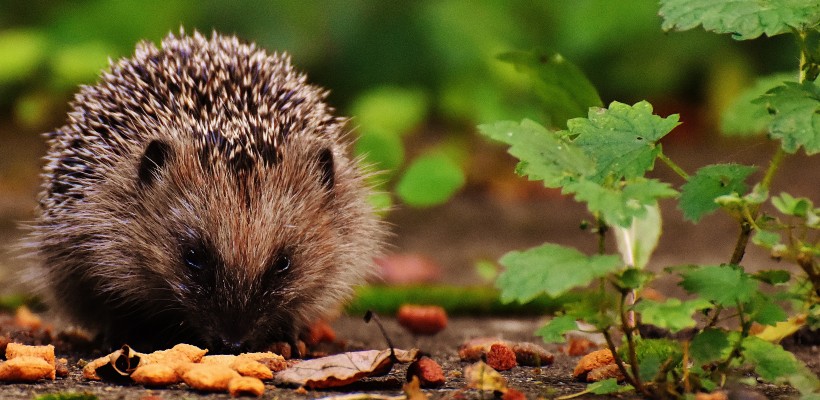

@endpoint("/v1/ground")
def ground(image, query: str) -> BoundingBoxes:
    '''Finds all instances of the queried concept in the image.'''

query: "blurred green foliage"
[0,0,800,207]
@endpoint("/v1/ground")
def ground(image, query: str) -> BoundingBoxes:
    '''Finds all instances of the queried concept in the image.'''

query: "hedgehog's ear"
[138,140,172,188]
[317,148,335,192]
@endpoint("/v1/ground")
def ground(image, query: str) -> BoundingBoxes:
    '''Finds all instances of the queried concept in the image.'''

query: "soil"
[0,314,816,399]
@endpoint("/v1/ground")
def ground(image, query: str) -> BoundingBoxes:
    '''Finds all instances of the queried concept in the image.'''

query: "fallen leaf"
[404,376,428,400]
[275,348,419,389]
[464,361,506,391]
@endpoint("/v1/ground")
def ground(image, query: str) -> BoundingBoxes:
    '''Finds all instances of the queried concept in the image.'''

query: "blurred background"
[0,1,817,302]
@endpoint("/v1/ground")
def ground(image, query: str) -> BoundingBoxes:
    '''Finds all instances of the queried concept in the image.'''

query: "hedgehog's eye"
[184,247,206,272]
[271,253,291,272]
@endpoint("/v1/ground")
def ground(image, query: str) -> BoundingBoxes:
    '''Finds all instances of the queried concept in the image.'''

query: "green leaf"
[752,229,782,248]
[742,337,801,381]
[772,192,814,216]
[395,153,465,207]
[350,86,428,135]
[612,268,654,290]
[680,265,758,306]
[498,50,602,128]
[633,298,711,333]
[0,29,48,84]
[748,294,789,325]
[754,81,820,155]
[623,338,683,382]
[496,244,622,302]
[752,269,791,285]
[690,329,733,366]
[659,0,820,40]
[588,378,632,394]
[566,178,678,227]
[572,101,680,182]
[721,73,795,136]
[535,315,578,343]
[478,120,595,187]
[678,163,757,222]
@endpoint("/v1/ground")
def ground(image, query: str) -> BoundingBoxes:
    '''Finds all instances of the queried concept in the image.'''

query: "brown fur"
[28,30,385,353]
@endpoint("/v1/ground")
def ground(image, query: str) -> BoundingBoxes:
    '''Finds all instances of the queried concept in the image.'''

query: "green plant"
[480,1,820,398]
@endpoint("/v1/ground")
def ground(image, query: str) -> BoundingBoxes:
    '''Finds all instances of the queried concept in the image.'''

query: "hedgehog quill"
[28,31,386,353]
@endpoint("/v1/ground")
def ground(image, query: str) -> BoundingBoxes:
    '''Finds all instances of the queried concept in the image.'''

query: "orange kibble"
[183,364,241,392]
[228,376,265,397]
[573,349,616,379]
[486,343,517,371]
[0,356,55,382]
[407,356,446,388]
[396,304,448,335]
[131,363,180,386]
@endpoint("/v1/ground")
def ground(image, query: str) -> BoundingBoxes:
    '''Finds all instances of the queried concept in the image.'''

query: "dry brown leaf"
[464,361,506,391]
[403,376,428,400]
[275,348,419,389]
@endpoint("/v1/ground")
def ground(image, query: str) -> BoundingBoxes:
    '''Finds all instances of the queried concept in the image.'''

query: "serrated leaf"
[742,337,802,381]
[772,192,815,216]
[680,265,758,306]
[479,120,595,187]
[566,178,678,227]
[754,81,820,155]
[572,101,680,182]
[752,269,791,285]
[659,0,820,40]
[633,298,712,333]
[625,338,683,382]
[395,153,465,207]
[721,73,796,136]
[679,163,757,222]
[749,294,789,326]
[690,329,733,366]
[536,315,578,343]
[752,229,782,248]
[499,50,602,128]
[496,244,622,302]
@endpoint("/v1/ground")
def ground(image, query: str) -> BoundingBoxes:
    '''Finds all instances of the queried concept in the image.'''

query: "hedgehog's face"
[129,133,373,353]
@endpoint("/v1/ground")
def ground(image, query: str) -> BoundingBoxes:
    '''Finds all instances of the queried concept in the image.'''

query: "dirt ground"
[0,314,814,400]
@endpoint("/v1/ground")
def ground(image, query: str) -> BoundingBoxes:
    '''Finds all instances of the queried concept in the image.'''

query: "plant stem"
[729,221,753,265]
[619,291,646,395]
[658,151,689,181]
[760,147,785,193]
[596,216,608,255]
[603,329,650,397]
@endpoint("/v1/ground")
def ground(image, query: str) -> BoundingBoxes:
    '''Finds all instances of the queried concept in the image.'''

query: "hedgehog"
[28,30,385,353]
